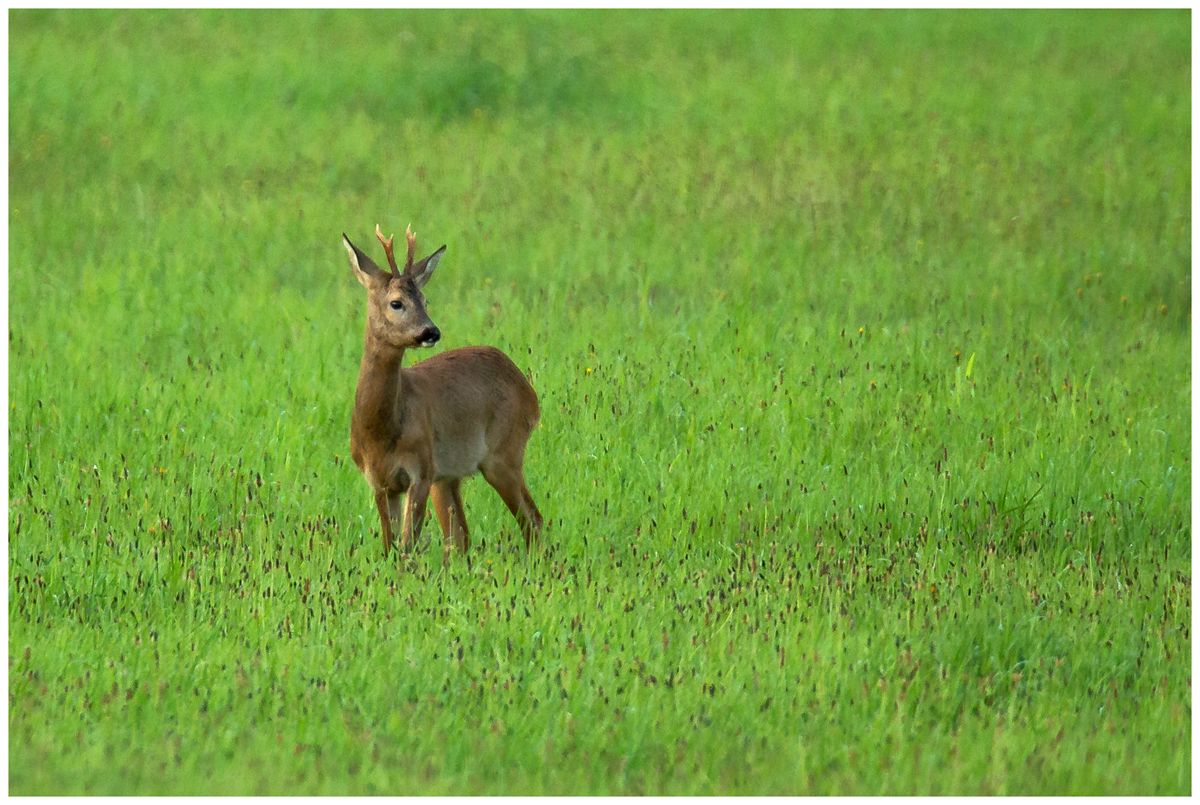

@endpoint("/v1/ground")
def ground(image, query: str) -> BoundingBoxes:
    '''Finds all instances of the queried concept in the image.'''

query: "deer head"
[343,225,446,350]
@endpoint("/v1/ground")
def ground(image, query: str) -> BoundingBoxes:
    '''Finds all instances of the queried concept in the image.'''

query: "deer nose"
[419,326,441,346]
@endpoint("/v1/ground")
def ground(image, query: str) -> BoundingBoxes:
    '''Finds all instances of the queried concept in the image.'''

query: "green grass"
[9,9,1191,795]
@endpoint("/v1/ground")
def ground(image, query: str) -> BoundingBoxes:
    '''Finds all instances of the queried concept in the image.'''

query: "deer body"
[344,225,543,557]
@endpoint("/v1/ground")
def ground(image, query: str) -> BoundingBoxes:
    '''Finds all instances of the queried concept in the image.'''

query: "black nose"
[420,326,441,345]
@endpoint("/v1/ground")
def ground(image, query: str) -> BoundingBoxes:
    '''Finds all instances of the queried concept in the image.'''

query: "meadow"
[8,9,1191,794]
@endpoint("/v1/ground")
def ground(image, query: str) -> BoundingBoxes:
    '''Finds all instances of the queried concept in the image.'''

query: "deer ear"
[343,234,387,289]
[409,245,445,289]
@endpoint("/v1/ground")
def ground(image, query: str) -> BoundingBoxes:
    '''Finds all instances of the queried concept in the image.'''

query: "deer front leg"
[399,479,431,552]
[374,490,395,556]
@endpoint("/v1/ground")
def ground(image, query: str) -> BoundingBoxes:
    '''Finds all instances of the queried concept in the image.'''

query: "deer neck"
[353,333,409,443]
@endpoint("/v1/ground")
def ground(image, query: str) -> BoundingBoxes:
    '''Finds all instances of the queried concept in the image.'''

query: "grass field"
[8,9,1191,795]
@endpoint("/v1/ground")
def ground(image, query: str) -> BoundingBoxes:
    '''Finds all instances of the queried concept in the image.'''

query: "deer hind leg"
[431,479,470,555]
[430,482,453,542]
[481,461,543,550]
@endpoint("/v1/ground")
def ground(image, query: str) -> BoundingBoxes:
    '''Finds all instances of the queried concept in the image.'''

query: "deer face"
[343,232,445,350]
[375,271,440,348]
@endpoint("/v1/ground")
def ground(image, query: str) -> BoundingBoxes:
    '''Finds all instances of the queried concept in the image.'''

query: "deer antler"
[375,224,399,274]
[404,224,416,272]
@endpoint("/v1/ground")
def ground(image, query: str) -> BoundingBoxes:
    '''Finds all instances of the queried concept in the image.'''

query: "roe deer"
[342,224,544,557]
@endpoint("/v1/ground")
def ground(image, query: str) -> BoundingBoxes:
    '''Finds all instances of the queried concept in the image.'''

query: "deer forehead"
[377,277,425,305]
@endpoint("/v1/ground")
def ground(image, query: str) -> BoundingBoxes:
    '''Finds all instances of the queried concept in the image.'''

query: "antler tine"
[405,224,417,272]
[375,224,399,273]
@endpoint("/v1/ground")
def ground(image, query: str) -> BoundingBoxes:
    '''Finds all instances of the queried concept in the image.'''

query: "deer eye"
[390,300,404,311]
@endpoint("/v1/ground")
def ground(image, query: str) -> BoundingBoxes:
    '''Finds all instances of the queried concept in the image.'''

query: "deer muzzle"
[417,326,441,347]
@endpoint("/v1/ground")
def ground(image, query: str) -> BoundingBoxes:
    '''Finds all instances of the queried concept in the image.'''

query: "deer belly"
[433,430,488,480]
